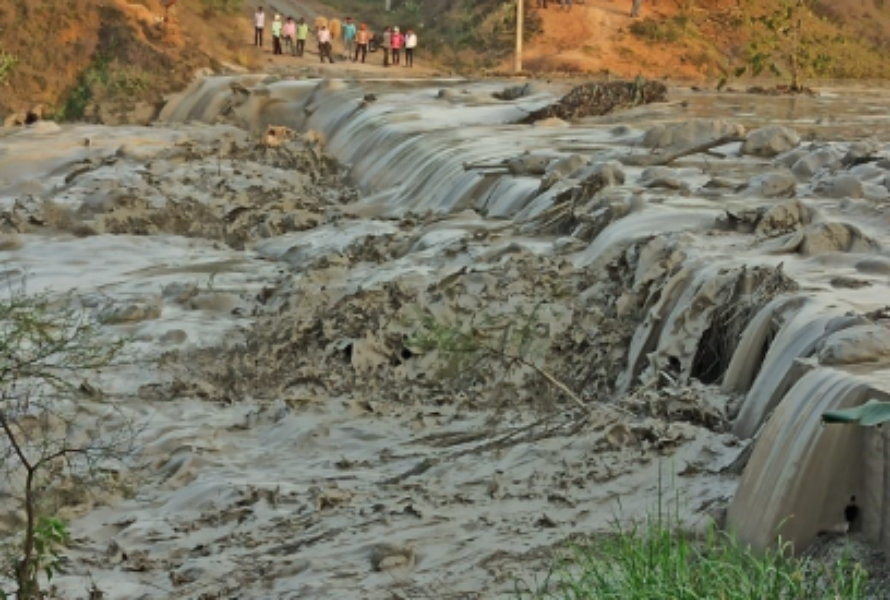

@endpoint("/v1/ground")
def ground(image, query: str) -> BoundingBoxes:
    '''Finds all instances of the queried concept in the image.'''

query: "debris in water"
[521,78,668,124]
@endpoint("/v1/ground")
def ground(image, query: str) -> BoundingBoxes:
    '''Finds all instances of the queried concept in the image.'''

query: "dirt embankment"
[0,0,257,123]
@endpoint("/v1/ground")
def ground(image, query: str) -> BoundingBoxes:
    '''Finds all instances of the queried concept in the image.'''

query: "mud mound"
[2,126,348,249]
[98,136,344,248]
[522,79,668,124]
[172,232,646,415]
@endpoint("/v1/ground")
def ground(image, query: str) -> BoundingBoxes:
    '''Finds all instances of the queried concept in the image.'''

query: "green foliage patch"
[0,50,16,86]
[519,497,869,599]
[736,0,833,90]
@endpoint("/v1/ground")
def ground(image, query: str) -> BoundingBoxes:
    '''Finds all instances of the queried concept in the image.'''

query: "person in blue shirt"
[342,17,357,62]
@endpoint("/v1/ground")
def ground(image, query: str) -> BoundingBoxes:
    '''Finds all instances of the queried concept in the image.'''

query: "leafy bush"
[53,57,111,122]
[0,50,17,85]
[737,0,833,90]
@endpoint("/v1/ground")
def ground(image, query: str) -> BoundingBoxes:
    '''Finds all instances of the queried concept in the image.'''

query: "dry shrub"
[233,48,260,70]
[0,233,22,251]
[629,17,685,43]
[618,46,638,61]
[525,55,586,75]
[681,47,724,76]
[582,44,601,57]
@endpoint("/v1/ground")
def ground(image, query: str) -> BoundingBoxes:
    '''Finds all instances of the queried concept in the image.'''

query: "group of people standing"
[253,7,418,67]
[278,16,311,56]
[378,26,418,68]
[254,9,310,56]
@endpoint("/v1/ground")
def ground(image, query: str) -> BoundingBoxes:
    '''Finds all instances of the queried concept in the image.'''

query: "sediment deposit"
[3,78,890,598]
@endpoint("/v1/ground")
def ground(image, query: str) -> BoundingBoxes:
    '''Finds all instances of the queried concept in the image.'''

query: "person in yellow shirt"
[296,18,309,57]
[272,14,283,55]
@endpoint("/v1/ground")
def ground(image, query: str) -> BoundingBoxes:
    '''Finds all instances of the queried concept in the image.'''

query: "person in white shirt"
[405,29,417,68]
[317,25,334,63]
[254,7,265,47]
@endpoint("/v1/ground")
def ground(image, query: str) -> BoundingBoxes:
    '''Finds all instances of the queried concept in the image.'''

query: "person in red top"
[391,26,404,66]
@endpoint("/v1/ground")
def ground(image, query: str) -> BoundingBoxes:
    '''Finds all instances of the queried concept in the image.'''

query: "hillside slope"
[523,0,717,78]
[0,0,256,122]
[1,0,889,124]
[523,0,890,80]
[315,0,890,80]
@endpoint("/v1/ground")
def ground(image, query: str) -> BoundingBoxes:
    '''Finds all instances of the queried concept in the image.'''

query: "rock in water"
[812,174,864,199]
[744,172,797,198]
[369,543,416,572]
[742,126,801,158]
[642,120,746,153]
[493,83,532,100]
[791,148,841,179]
[506,154,552,176]
[264,125,298,148]
[521,78,668,124]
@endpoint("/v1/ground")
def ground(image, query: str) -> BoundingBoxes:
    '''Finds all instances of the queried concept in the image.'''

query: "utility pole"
[514,0,523,72]
[386,0,391,11]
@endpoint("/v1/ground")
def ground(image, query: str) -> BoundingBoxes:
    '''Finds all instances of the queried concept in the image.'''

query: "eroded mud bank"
[3,79,890,597]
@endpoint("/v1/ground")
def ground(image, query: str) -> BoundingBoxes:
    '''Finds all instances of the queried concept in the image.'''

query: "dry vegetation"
[620,0,890,81]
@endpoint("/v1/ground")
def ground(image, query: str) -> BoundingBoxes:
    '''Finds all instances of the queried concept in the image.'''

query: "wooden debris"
[618,133,743,167]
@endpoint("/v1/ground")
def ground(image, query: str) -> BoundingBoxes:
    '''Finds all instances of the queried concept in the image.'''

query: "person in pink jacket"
[283,16,297,56]
[390,26,404,66]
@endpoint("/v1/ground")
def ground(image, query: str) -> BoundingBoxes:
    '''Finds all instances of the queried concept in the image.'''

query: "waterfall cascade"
[160,76,890,554]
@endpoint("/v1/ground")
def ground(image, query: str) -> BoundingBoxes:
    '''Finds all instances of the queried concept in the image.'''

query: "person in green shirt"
[271,14,283,55]
[296,18,309,57]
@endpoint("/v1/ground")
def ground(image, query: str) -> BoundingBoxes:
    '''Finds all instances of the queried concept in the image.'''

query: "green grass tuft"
[519,499,868,599]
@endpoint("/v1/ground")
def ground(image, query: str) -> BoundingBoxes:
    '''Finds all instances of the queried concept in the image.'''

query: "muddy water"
[677,86,890,141]
[3,79,890,598]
